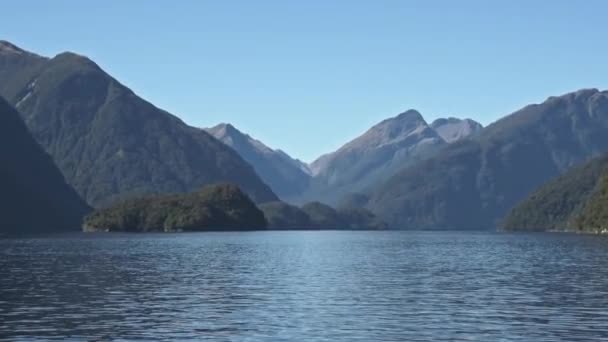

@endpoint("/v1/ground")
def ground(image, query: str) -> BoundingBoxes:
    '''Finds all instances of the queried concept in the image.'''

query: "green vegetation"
[575,174,608,233]
[260,201,386,230]
[500,156,608,231]
[259,202,312,229]
[337,206,387,230]
[301,202,347,229]
[0,96,90,234]
[83,184,267,232]
[86,192,385,232]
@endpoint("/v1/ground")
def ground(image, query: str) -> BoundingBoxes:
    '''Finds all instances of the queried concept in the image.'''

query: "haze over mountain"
[0,40,277,207]
[206,123,311,199]
[295,110,480,205]
[0,96,90,234]
[369,89,608,230]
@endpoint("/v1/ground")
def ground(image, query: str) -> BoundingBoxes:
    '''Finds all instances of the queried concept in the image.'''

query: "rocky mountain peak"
[431,117,483,143]
[207,123,272,153]
[574,88,600,98]
[0,40,47,60]
[209,123,238,137]
[546,88,602,104]
[302,109,447,204]
[394,109,425,122]
[0,40,25,55]
[353,109,437,150]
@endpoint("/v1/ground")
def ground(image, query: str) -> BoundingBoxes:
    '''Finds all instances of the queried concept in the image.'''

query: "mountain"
[83,184,267,232]
[369,89,608,230]
[0,40,277,207]
[300,110,448,204]
[206,123,311,199]
[431,117,483,143]
[500,155,608,232]
[0,96,90,234]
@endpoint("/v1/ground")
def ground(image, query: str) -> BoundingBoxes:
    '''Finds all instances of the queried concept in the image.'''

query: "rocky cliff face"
[431,117,483,143]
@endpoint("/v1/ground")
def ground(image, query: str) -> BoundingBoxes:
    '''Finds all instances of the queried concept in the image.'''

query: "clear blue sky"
[4,1,608,161]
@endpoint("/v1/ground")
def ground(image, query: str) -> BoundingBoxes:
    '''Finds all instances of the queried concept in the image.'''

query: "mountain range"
[0,40,277,207]
[211,110,481,205]
[368,89,608,229]
[2,39,608,234]
[207,115,482,205]
[300,110,447,205]
[301,113,482,205]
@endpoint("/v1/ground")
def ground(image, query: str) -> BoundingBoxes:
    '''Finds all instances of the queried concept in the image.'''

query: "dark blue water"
[1,231,608,341]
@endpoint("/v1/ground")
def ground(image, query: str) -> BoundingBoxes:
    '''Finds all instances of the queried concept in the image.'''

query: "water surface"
[1,231,608,341]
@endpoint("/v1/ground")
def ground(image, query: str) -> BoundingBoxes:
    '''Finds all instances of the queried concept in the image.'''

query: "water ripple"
[1,231,608,341]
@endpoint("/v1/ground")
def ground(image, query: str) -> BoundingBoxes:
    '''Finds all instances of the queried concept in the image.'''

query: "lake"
[1,231,608,341]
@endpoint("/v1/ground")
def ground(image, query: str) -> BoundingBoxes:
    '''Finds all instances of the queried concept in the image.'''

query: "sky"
[3,1,608,161]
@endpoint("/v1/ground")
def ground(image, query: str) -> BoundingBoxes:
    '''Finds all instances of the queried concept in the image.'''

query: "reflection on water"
[1,231,608,341]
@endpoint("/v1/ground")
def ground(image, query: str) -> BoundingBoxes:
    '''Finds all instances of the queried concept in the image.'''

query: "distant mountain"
[83,184,267,232]
[431,117,483,143]
[300,110,447,204]
[369,89,608,230]
[0,40,277,207]
[500,155,608,232]
[206,123,311,198]
[0,96,90,234]
[260,201,386,230]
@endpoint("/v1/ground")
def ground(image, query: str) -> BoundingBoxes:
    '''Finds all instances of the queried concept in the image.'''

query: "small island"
[83,184,267,232]
[83,183,387,232]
